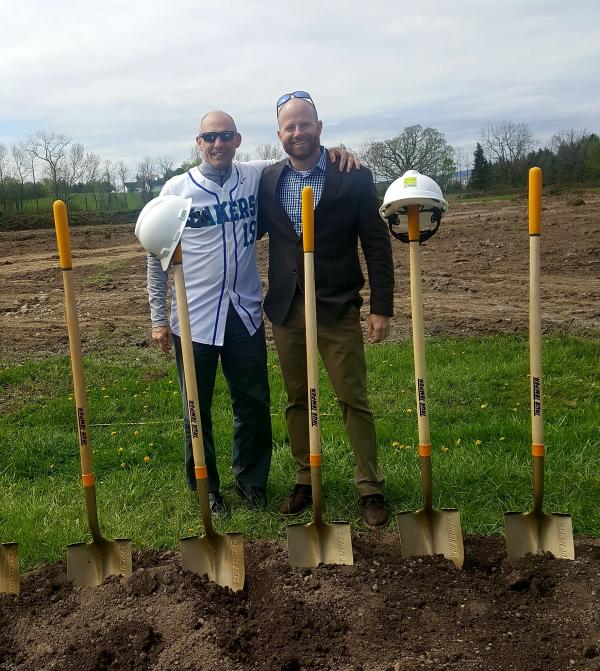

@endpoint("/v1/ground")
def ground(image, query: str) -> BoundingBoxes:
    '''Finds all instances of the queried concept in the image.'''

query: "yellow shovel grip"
[302,186,314,252]
[53,200,72,268]
[529,167,542,235]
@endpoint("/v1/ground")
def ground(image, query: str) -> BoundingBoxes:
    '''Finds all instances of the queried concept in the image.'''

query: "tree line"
[1,123,599,215]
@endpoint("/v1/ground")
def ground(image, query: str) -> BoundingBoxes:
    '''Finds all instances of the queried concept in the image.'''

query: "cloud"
[1,0,599,169]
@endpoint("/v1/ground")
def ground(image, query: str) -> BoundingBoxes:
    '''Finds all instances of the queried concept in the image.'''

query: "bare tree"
[23,140,41,212]
[83,152,101,210]
[254,143,283,161]
[480,121,535,184]
[190,143,202,166]
[102,159,117,209]
[0,143,9,211]
[136,155,157,204]
[11,144,30,211]
[550,129,589,182]
[235,150,252,162]
[117,161,129,208]
[156,154,175,180]
[29,130,72,200]
[360,125,455,183]
[61,142,86,202]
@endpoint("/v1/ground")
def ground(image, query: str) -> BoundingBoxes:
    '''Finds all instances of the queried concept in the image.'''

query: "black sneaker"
[235,482,267,510]
[208,491,228,518]
[277,484,312,515]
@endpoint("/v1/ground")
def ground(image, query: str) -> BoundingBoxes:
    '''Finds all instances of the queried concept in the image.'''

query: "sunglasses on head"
[198,131,237,143]
[276,91,316,116]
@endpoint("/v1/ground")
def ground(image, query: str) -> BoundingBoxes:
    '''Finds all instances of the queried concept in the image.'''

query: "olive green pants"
[272,293,384,496]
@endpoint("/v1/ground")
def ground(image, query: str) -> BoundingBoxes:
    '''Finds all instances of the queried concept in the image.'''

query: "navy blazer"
[257,156,394,326]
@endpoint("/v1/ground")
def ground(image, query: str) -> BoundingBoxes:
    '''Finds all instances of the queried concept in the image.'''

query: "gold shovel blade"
[67,538,132,587]
[504,511,574,565]
[397,508,464,568]
[0,543,20,596]
[181,532,244,592]
[287,520,354,568]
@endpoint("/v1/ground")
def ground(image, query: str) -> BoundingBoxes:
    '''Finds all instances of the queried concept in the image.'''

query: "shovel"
[173,243,244,591]
[503,167,574,564]
[397,204,464,568]
[286,186,353,568]
[0,543,19,595]
[53,200,132,587]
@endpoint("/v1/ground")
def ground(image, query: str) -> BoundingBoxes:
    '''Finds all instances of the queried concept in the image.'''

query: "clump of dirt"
[1,535,599,671]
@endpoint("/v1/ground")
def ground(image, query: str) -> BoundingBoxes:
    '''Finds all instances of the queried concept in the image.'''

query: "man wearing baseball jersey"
[146,110,358,515]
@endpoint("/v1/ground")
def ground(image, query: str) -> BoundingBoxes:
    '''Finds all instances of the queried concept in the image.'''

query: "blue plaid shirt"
[277,147,327,236]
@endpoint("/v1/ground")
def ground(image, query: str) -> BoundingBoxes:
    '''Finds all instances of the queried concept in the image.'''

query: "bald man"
[146,111,357,515]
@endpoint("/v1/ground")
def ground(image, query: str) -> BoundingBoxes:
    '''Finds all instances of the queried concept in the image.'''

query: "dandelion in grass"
[405,408,413,413]
[143,456,151,463]
[441,446,449,453]
[118,447,124,453]
[111,431,117,436]
[392,441,400,448]
[120,462,126,469]
[455,438,462,446]
[499,436,506,442]
[134,430,139,436]
[149,443,154,447]
[480,404,488,409]
[474,439,482,446]
[103,395,109,399]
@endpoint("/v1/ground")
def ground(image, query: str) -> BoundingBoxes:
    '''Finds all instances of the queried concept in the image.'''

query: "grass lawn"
[1,335,598,569]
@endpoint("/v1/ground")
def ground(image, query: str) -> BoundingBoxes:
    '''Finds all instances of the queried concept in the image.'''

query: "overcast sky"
[2,0,599,171]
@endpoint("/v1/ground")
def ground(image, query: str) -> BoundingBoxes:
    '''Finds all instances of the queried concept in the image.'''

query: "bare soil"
[1,193,599,670]
[1,535,600,671]
[0,192,598,359]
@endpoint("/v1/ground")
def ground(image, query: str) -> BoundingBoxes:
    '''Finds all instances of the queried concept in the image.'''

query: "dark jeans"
[173,304,272,493]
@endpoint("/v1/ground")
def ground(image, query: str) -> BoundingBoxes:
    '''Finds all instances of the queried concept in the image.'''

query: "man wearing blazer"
[257,92,394,528]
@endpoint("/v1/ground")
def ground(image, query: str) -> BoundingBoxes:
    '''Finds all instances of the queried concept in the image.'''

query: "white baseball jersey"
[160,161,270,346]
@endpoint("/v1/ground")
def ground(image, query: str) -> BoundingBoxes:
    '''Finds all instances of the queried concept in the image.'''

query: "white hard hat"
[135,195,192,271]
[379,170,448,221]
[379,170,448,243]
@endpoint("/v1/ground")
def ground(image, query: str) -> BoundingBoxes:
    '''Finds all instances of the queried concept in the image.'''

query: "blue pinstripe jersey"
[158,161,271,346]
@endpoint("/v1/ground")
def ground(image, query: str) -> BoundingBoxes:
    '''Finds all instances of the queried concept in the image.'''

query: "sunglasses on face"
[276,91,316,116]
[198,131,237,143]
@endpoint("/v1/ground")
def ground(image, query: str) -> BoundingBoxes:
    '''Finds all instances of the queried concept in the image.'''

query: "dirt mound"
[1,535,599,670]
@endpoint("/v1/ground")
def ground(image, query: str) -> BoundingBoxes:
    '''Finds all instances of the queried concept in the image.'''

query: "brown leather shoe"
[278,484,312,515]
[361,494,389,529]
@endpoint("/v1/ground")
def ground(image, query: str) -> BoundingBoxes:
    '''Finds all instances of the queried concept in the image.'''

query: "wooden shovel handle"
[52,201,94,480]
[302,187,323,519]
[171,243,213,532]
[407,205,433,510]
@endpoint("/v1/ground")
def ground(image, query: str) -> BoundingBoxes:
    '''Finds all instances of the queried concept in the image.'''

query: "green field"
[1,335,598,569]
